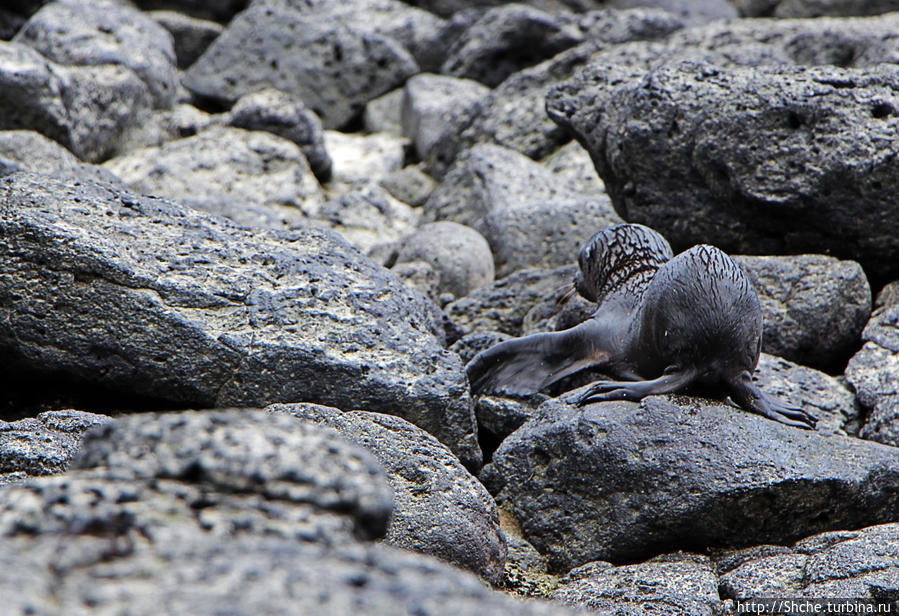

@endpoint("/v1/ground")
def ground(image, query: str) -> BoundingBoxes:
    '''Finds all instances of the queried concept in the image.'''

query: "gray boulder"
[541,141,606,198]
[548,60,899,281]
[103,125,324,227]
[393,222,495,300]
[734,0,899,17]
[604,0,736,24]
[0,172,480,469]
[0,409,573,616]
[365,88,406,136]
[718,523,899,600]
[846,290,899,448]
[324,130,408,188]
[0,130,121,183]
[441,4,584,87]
[485,392,899,571]
[553,553,723,615]
[0,409,112,479]
[14,0,178,109]
[149,10,224,70]
[735,255,871,371]
[183,1,418,128]
[0,41,153,162]
[446,264,575,336]
[401,73,490,161]
[226,88,332,182]
[380,164,438,207]
[269,403,507,584]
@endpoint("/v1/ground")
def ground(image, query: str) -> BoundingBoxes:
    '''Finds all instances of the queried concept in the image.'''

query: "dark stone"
[149,10,223,70]
[0,130,121,184]
[735,255,871,371]
[183,1,418,129]
[132,0,249,23]
[487,392,899,571]
[549,60,899,282]
[14,0,178,109]
[269,403,507,584]
[0,173,480,469]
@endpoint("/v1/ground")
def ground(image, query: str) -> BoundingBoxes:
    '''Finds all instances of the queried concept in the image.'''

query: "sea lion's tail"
[466,319,611,397]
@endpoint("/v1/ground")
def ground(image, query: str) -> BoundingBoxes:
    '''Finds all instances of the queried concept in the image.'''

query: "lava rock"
[269,402,507,583]
[486,392,899,571]
[735,255,871,371]
[0,173,480,469]
[604,0,737,24]
[734,0,899,18]
[541,141,606,198]
[14,0,178,109]
[0,130,121,183]
[402,73,490,161]
[317,183,420,256]
[446,265,575,336]
[394,222,495,300]
[365,88,406,136]
[548,60,899,281]
[226,88,332,182]
[380,164,438,207]
[149,10,224,70]
[103,125,324,225]
[718,523,899,599]
[553,553,723,615]
[846,290,899,448]
[0,409,112,478]
[441,4,584,88]
[183,1,418,129]
[131,0,249,23]
[324,130,408,188]
[0,41,153,163]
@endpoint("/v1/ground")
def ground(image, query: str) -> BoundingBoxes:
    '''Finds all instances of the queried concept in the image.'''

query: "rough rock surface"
[226,88,332,183]
[553,553,723,615]
[0,130,121,183]
[317,184,420,256]
[14,0,178,109]
[0,410,572,615]
[549,60,899,281]
[485,392,899,571]
[393,222,495,300]
[104,125,324,225]
[734,0,899,18]
[0,409,112,479]
[268,402,507,583]
[183,1,419,128]
[718,523,899,600]
[0,173,480,469]
[735,255,871,370]
[846,290,899,448]
[324,130,409,187]
[149,10,223,70]
[0,41,153,163]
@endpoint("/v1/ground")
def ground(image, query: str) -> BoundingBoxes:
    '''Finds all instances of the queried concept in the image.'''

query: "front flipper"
[466,319,613,397]
[727,371,817,430]
[575,365,696,406]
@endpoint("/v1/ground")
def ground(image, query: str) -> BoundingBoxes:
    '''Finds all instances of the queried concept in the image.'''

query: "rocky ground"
[1,0,898,614]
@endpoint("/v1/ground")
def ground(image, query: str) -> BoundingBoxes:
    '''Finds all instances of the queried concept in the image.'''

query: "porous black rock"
[0,172,480,469]
[548,60,899,281]
[486,392,899,571]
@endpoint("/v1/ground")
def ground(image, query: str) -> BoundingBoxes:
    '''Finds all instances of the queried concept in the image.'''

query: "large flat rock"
[486,392,899,571]
[0,172,480,469]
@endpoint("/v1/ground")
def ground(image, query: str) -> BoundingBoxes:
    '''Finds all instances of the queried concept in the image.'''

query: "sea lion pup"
[466,223,817,429]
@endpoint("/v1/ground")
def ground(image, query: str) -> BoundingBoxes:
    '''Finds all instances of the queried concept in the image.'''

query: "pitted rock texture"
[268,403,507,584]
[548,60,899,281]
[104,125,325,226]
[183,1,418,128]
[485,392,899,572]
[0,41,153,163]
[225,88,332,183]
[717,523,899,600]
[0,173,480,469]
[0,410,572,616]
[735,254,871,371]
[14,0,178,108]
[846,290,899,448]
[0,409,112,479]
[553,553,723,615]
[734,0,899,17]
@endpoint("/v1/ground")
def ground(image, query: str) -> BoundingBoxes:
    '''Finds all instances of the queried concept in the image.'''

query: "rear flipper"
[466,319,613,397]
[728,371,817,430]
[575,365,697,405]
